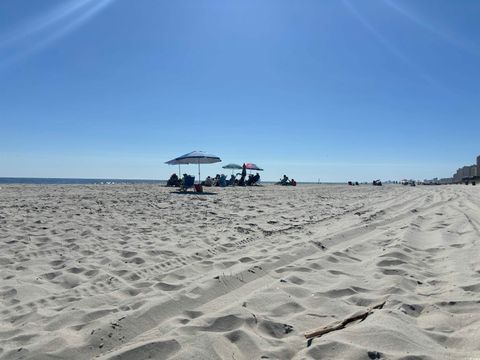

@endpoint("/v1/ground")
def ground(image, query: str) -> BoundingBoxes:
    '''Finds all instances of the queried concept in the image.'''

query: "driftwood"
[304,301,386,340]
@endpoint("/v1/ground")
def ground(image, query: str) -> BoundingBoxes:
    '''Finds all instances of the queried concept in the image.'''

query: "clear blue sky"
[1,0,479,182]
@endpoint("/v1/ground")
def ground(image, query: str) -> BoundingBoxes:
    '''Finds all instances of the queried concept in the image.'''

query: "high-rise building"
[450,156,480,183]
[461,166,470,179]
[453,168,462,183]
[477,155,480,178]
[470,165,477,178]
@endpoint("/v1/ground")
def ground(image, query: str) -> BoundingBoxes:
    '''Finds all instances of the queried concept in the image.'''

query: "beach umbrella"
[222,163,243,175]
[165,159,182,176]
[165,151,221,183]
[245,163,264,171]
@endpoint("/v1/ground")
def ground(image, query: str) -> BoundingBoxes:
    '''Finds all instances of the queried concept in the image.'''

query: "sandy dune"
[1,184,479,359]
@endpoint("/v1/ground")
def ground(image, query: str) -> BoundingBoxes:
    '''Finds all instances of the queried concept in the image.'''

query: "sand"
[0,184,479,359]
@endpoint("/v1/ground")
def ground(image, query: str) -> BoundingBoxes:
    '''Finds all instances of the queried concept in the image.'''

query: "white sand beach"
[1,184,479,359]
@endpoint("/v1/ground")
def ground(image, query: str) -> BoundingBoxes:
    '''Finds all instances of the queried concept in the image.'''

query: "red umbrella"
[244,163,263,171]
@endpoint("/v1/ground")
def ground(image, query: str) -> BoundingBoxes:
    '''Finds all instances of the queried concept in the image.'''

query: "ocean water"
[0,177,166,185]
[0,178,345,185]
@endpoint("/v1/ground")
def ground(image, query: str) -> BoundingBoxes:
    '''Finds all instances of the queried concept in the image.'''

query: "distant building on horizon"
[469,164,477,178]
[448,154,479,184]
[477,155,480,178]
[453,168,462,183]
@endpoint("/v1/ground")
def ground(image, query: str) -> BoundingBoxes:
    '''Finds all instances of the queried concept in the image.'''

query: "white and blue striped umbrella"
[165,151,221,183]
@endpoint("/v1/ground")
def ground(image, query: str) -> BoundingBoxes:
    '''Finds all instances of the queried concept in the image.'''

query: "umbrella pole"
[178,165,181,175]
[198,161,201,184]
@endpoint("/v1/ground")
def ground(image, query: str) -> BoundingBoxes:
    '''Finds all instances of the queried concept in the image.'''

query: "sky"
[1,0,479,182]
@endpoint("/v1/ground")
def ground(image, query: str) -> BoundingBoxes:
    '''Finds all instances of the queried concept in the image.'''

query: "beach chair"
[219,174,227,187]
[227,176,236,186]
[180,175,195,191]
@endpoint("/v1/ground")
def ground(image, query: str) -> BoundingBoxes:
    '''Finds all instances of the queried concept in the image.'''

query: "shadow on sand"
[171,191,217,196]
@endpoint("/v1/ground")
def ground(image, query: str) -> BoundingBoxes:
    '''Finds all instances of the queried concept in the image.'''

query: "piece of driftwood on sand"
[304,300,386,340]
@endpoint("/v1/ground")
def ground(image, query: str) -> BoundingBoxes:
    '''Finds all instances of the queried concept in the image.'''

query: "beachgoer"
[203,176,214,187]
[180,173,187,187]
[166,173,180,187]
[237,164,247,186]
[280,175,289,185]
[180,173,195,190]
[251,172,260,185]
[219,174,227,187]
[227,174,236,186]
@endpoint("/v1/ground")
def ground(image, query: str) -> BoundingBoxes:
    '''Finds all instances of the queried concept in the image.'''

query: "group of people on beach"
[276,174,296,186]
[166,163,261,188]
[201,172,260,187]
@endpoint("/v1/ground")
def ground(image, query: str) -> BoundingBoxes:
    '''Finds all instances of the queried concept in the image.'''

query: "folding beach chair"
[180,175,195,192]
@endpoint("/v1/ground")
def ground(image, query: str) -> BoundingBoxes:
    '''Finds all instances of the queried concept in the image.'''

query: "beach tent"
[222,163,242,175]
[165,151,221,184]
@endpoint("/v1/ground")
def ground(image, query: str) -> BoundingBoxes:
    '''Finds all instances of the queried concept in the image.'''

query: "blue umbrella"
[165,151,221,183]
[222,163,242,175]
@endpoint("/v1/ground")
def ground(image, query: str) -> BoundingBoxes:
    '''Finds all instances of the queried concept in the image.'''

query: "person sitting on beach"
[247,172,260,186]
[180,173,188,186]
[202,176,214,187]
[227,174,236,186]
[280,175,289,185]
[207,176,214,187]
[237,176,245,186]
[180,173,195,191]
[218,174,227,187]
[166,173,180,187]
[289,178,296,186]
